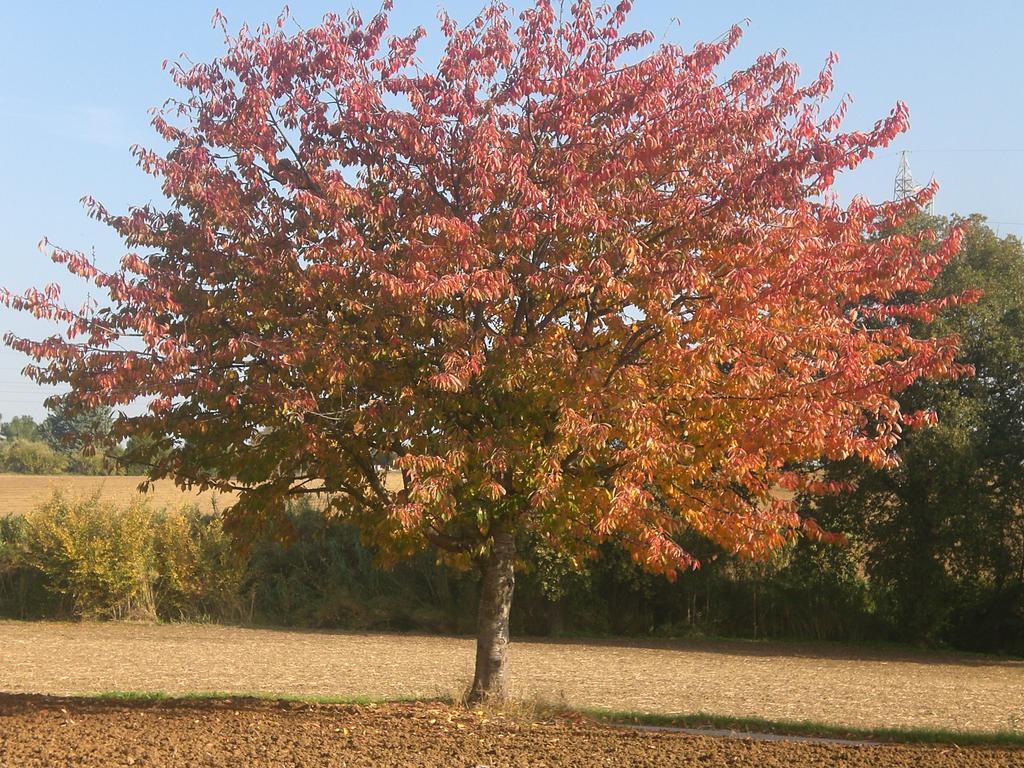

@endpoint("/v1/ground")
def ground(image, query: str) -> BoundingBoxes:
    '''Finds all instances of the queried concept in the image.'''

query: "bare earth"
[0,621,1021,734]
[2,696,1020,768]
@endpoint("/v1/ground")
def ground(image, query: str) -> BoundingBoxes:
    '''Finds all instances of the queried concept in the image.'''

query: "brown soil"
[2,621,1022,734]
[0,696,1019,768]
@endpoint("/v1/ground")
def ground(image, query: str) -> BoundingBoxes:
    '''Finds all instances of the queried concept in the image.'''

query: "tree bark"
[469,529,515,702]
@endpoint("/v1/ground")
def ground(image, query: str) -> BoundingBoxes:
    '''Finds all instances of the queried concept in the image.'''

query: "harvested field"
[0,474,237,516]
[1,621,1021,735]
[0,696,1019,767]
[0,471,402,516]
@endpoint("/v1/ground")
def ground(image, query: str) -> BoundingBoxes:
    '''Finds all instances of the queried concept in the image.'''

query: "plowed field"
[1,696,1020,768]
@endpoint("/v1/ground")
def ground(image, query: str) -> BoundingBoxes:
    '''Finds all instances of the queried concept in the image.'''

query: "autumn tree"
[3,2,967,699]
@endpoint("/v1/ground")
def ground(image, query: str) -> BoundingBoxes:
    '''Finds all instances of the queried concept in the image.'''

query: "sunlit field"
[0,474,236,516]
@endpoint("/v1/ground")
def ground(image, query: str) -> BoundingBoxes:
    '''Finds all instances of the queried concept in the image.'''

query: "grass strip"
[92,690,431,706]
[39,691,1024,748]
[582,708,1024,748]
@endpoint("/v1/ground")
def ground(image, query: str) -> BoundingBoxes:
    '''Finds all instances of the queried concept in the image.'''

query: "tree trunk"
[469,529,515,702]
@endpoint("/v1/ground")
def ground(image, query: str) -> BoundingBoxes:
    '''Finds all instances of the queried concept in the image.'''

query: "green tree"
[817,218,1024,651]
[41,403,114,454]
[1,415,41,442]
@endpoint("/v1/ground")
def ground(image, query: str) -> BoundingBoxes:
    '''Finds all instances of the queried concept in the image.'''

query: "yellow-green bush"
[0,439,69,474]
[152,507,247,622]
[10,491,244,621]
[21,492,156,619]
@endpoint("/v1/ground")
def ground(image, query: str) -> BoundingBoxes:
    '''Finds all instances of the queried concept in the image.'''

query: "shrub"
[0,515,53,618]
[5,491,245,621]
[152,508,247,622]
[19,492,158,619]
[0,439,68,474]
[244,501,477,632]
[65,450,123,476]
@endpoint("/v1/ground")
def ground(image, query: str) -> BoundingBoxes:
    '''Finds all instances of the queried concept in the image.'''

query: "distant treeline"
[1,218,1021,655]
[0,407,126,475]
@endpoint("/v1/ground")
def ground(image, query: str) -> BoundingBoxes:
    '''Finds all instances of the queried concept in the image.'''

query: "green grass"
[28,691,1024,748]
[91,690,431,706]
[582,708,1024,748]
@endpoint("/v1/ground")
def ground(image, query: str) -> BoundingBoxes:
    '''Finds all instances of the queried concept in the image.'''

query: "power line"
[910,149,1024,154]
[878,148,1024,155]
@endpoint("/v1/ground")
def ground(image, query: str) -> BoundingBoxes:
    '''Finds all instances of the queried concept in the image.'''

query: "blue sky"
[2,1,1023,420]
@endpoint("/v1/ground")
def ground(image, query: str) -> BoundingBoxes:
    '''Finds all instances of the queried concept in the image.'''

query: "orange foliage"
[3,1,968,575]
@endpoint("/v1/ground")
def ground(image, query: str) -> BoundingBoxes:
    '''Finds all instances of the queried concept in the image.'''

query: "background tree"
[41,403,120,474]
[814,218,1024,652]
[1,415,42,442]
[40,403,114,454]
[0,414,68,474]
[2,2,966,698]
[0,408,120,475]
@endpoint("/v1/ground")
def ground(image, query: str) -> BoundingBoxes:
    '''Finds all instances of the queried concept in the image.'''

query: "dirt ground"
[0,696,1019,768]
[1,621,1022,734]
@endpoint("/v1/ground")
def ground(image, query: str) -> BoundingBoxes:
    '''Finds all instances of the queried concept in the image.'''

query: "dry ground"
[0,471,403,516]
[0,474,236,516]
[0,621,1021,734]
[2,696,1020,768]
